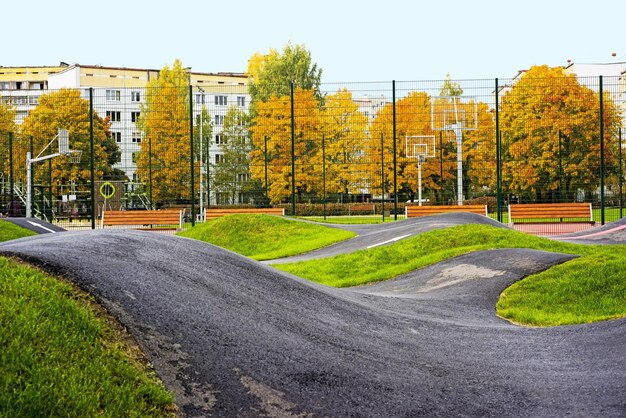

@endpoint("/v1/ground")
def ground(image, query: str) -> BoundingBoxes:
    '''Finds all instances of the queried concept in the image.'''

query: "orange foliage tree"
[136,59,191,206]
[249,88,322,204]
[500,65,621,202]
[17,89,110,195]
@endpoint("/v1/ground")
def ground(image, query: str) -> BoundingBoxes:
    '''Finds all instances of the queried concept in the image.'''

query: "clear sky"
[3,0,625,83]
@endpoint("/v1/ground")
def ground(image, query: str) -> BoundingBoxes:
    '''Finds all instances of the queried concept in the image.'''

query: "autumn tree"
[136,59,191,206]
[0,102,17,186]
[367,92,438,202]
[316,89,368,198]
[247,43,323,114]
[211,107,257,204]
[17,89,111,196]
[250,88,322,204]
[500,65,621,202]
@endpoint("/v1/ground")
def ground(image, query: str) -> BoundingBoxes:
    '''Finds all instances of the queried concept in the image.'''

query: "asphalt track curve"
[1,220,624,417]
[552,216,626,245]
[268,212,508,264]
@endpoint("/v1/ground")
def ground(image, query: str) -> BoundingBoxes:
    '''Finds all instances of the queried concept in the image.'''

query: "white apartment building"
[0,63,251,205]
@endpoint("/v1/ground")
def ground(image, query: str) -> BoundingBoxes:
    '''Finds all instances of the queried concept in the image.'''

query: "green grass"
[272,224,626,326]
[177,214,356,260]
[0,257,176,417]
[0,220,37,241]
[0,221,176,416]
[299,215,404,224]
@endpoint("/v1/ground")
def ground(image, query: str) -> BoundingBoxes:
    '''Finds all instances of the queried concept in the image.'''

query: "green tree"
[136,59,191,206]
[439,73,463,97]
[247,43,323,113]
[212,107,254,204]
[194,108,213,167]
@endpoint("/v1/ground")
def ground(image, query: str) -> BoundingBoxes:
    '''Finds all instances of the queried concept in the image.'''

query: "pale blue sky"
[4,0,625,82]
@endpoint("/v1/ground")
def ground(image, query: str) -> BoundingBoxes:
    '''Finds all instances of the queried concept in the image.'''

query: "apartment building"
[0,63,250,191]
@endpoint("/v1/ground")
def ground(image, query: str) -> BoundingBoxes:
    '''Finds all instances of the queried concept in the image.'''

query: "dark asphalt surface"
[2,214,625,417]
[552,216,626,245]
[2,217,66,234]
[268,212,508,264]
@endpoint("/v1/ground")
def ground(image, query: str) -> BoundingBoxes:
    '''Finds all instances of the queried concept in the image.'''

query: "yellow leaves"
[500,65,622,197]
[16,89,109,194]
[137,60,191,204]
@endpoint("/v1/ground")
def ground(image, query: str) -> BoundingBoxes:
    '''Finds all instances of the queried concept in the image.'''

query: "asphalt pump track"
[1,214,624,417]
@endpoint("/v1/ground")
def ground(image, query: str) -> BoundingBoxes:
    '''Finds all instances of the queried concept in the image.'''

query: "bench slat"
[508,203,593,224]
[102,209,183,229]
[405,205,487,218]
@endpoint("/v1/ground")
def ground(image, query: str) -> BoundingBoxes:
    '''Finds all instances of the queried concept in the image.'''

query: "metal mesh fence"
[1,73,624,234]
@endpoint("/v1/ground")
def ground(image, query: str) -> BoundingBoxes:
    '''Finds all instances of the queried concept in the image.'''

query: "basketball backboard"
[431,96,478,131]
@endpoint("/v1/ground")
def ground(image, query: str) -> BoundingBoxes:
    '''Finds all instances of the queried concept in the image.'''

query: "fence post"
[189,85,195,226]
[148,137,153,209]
[89,88,95,229]
[9,132,14,210]
[29,136,34,217]
[392,80,398,220]
[599,76,605,225]
[264,136,268,199]
[381,133,385,221]
[618,126,624,219]
[290,81,296,216]
[495,78,503,223]
[48,159,52,221]
[322,134,326,221]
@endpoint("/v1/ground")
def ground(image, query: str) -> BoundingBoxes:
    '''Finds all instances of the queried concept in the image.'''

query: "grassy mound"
[0,221,176,416]
[273,224,626,326]
[178,214,356,260]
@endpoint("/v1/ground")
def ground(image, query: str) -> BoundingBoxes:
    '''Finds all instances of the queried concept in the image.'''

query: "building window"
[110,131,122,142]
[215,134,226,145]
[131,111,140,123]
[106,90,121,101]
[130,91,141,102]
[215,95,227,106]
[106,111,121,122]
[132,152,140,164]
[131,133,141,143]
[214,115,224,126]
[237,96,246,107]
[215,154,224,164]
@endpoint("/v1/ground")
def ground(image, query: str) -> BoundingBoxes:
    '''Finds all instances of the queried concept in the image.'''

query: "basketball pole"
[454,123,463,206]
[417,155,424,206]
[25,129,74,218]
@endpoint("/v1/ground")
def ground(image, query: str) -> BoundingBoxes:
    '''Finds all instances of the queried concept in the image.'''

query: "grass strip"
[177,214,356,260]
[272,224,626,326]
[0,220,37,241]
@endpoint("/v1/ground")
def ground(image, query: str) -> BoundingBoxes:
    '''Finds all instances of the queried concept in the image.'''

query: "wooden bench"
[508,203,594,225]
[405,204,488,218]
[204,207,285,221]
[101,209,184,230]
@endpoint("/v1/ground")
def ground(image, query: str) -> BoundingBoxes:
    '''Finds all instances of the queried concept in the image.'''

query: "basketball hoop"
[68,150,82,164]
[406,136,435,207]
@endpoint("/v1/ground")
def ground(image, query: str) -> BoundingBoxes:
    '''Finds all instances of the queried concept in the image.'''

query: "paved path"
[2,218,624,417]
